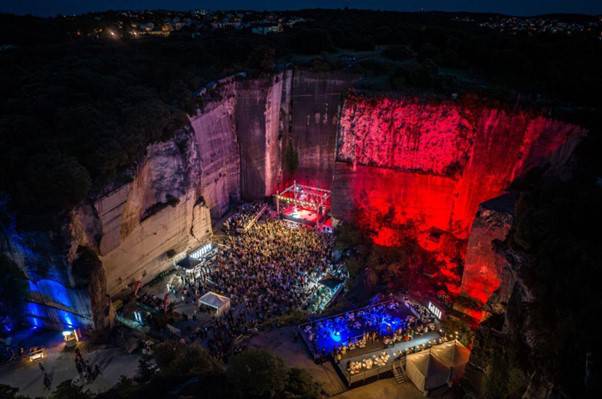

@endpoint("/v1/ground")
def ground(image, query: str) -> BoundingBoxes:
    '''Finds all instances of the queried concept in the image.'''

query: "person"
[75,358,83,375]
[93,364,102,380]
[43,372,52,390]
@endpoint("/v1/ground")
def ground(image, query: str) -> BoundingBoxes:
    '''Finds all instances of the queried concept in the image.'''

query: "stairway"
[392,361,408,384]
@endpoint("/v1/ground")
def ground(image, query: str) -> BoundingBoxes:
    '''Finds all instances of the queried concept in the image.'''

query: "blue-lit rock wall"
[0,205,93,331]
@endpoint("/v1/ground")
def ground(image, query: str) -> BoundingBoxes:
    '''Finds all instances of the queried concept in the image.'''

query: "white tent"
[431,340,470,383]
[199,291,231,317]
[406,350,449,395]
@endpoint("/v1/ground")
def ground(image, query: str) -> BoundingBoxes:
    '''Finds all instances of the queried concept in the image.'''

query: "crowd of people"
[222,202,266,234]
[152,204,339,359]
[71,347,102,386]
[346,333,452,376]
[347,351,391,375]
[210,216,335,321]
[36,347,102,391]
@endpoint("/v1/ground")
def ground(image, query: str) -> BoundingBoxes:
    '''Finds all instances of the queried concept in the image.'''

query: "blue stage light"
[330,330,342,342]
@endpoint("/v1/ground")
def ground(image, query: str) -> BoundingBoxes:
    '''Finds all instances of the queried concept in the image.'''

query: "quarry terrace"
[0,7,599,399]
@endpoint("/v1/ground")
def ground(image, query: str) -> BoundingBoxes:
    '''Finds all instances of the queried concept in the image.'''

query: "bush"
[153,342,223,379]
[227,349,288,399]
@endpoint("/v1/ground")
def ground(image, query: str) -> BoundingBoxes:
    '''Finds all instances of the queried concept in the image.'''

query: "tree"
[284,368,321,399]
[153,341,222,378]
[97,376,140,399]
[226,349,288,399]
[0,384,26,399]
[15,150,91,213]
[50,380,93,399]
[247,47,276,72]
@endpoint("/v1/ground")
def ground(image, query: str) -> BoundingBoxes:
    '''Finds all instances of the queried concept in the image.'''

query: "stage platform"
[281,206,320,226]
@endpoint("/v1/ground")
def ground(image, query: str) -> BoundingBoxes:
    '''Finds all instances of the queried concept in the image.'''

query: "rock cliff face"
[84,71,299,297]
[236,72,291,199]
[0,204,94,330]
[333,94,585,297]
[93,129,212,295]
[189,79,240,218]
[285,70,357,188]
[461,193,516,304]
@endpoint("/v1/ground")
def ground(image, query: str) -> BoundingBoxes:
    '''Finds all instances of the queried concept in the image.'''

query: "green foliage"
[0,385,26,399]
[247,47,276,72]
[13,150,92,214]
[382,44,416,61]
[343,257,363,281]
[50,380,93,399]
[283,368,321,399]
[153,341,223,378]
[227,349,289,399]
[289,29,334,54]
[0,254,28,323]
[0,33,258,224]
[390,61,440,90]
[99,376,139,399]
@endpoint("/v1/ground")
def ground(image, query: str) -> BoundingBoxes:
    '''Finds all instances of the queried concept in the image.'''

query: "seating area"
[299,296,438,360]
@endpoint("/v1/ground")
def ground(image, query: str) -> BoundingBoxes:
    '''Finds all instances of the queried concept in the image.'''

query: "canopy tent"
[406,351,449,395]
[431,340,470,383]
[175,256,202,270]
[199,291,231,317]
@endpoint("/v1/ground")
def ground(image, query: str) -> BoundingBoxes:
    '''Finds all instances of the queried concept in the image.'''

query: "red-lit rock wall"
[334,94,585,298]
[461,193,515,304]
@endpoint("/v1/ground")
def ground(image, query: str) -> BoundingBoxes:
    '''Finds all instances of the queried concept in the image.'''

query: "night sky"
[2,0,601,17]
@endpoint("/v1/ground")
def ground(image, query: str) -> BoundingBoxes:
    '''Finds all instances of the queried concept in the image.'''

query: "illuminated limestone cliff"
[332,94,585,299]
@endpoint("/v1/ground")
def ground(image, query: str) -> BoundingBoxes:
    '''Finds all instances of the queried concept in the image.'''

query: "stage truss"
[274,181,331,224]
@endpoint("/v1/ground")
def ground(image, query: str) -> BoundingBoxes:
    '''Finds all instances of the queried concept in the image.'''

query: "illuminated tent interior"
[430,340,471,383]
[405,350,450,394]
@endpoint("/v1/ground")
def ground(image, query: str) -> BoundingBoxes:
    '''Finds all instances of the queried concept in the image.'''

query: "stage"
[275,181,331,227]
[281,206,320,225]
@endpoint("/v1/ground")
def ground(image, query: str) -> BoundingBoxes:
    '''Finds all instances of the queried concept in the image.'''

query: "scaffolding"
[274,180,331,216]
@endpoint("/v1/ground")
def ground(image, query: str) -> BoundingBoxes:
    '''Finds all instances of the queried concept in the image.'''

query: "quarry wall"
[333,94,585,295]
[0,205,94,331]
[286,70,357,188]
[460,193,516,304]
[236,72,291,199]
[189,80,240,218]
[93,130,212,295]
